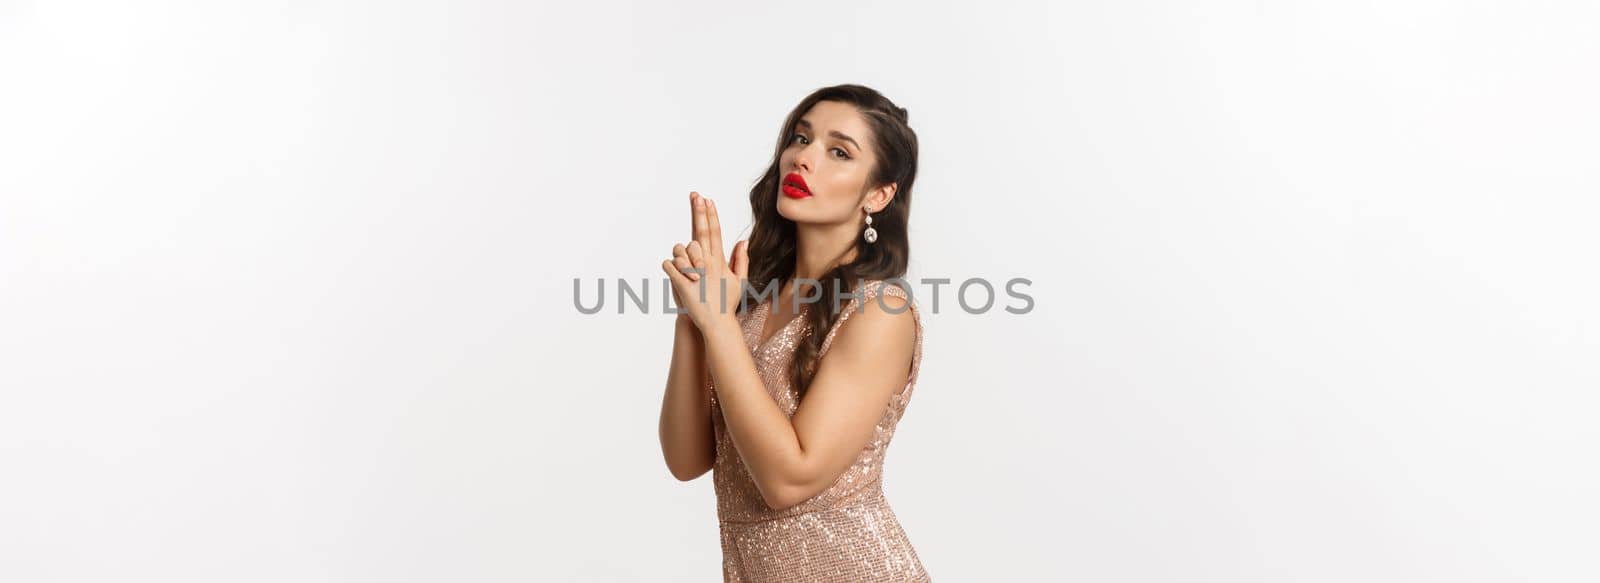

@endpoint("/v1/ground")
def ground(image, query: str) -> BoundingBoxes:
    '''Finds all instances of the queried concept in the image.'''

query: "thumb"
[731,240,750,279]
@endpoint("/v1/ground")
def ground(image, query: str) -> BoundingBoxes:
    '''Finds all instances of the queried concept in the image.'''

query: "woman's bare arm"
[659,191,719,481]
[660,195,916,506]
[700,291,915,509]
[658,314,716,481]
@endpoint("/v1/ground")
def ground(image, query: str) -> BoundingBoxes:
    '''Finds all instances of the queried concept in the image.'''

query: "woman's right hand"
[668,192,705,320]
[666,191,749,328]
[671,193,709,277]
[668,193,755,325]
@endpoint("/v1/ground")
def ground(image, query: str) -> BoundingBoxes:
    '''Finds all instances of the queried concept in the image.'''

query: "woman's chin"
[775,197,807,219]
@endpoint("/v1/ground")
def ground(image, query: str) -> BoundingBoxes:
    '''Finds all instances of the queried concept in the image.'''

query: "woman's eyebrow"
[795,119,861,151]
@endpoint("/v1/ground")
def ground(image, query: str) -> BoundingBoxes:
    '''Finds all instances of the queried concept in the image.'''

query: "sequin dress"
[707,279,930,582]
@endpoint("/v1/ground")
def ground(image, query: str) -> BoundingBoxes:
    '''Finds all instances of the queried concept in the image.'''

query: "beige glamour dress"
[708,279,930,582]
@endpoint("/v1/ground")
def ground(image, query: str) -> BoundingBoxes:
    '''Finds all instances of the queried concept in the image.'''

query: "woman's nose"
[792,149,812,172]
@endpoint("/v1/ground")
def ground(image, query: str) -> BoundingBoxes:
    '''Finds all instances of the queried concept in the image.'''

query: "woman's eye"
[789,134,849,159]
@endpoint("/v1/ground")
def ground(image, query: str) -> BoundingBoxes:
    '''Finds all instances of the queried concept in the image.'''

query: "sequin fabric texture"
[707,280,930,582]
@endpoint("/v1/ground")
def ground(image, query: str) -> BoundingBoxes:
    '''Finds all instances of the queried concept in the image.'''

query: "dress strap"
[817,280,922,382]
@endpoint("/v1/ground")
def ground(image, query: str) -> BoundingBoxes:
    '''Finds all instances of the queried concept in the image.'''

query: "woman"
[657,84,929,582]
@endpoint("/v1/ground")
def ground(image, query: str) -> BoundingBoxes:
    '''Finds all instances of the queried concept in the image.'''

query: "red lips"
[781,172,812,199]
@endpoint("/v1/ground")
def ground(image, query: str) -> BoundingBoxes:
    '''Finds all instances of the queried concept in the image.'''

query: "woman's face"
[776,100,880,225]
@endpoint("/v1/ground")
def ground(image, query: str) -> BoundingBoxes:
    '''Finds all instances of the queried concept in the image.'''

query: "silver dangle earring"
[862,205,878,244]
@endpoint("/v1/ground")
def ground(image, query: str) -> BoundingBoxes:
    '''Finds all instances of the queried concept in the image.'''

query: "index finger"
[688,192,702,242]
[706,198,723,257]
[693,192,710,248]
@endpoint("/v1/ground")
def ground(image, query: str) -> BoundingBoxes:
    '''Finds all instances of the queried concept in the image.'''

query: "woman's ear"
[870,182,898,211]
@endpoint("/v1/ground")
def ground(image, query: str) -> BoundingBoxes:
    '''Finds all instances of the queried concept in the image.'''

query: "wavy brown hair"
[737,84,919,401]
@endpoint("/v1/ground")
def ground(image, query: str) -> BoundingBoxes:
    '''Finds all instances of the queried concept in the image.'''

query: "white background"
[2,1,1597,581]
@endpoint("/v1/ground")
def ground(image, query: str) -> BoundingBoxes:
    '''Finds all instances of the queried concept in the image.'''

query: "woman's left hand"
[662,192,749,334]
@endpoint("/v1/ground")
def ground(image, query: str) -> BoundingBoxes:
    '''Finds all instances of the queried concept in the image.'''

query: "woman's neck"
[792,221,860,281]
